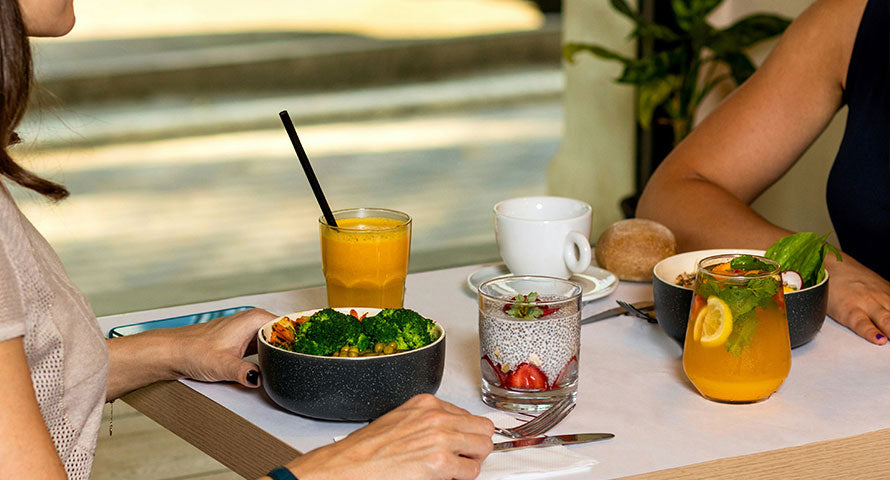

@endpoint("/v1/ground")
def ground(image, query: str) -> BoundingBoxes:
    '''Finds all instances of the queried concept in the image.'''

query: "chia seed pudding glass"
[478,276,582,412]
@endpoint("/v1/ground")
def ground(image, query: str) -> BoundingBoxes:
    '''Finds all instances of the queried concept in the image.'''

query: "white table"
[98,264,890,479]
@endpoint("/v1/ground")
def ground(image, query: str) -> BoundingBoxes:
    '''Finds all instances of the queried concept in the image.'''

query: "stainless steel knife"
[493,433,615,451]
[581,301,654,325]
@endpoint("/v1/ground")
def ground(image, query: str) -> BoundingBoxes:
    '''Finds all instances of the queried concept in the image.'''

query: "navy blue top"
[826,0,890,280]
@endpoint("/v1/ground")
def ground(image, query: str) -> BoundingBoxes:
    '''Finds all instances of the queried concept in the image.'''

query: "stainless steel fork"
[494,397,576,439]
[616,300,658,324]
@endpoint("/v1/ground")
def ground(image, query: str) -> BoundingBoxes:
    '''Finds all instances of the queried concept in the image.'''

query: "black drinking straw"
[279,110,338,227]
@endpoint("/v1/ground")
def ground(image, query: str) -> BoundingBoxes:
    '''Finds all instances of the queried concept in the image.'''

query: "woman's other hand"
[107,307,276,400]
[171,308,278,387]
[826,254,890,345]
[283,394,495,480]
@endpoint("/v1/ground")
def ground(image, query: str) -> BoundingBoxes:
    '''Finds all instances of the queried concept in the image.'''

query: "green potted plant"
[564,0,791,144]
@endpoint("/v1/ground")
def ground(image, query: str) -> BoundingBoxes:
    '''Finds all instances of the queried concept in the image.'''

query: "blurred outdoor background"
[15,1,563,478]
[17,0,563,319]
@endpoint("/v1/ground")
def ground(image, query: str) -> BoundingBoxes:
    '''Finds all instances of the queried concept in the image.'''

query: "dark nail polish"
[246,370,259,385]
[877,334,886,341]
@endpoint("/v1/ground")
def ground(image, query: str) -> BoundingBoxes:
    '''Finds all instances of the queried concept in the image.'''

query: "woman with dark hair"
[638,0,889,345]
[0,1,494,479]
[0,0,70,200]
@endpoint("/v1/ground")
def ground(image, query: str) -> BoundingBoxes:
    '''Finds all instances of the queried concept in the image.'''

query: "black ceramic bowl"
[257,308,446,421]
[652,249,828,349]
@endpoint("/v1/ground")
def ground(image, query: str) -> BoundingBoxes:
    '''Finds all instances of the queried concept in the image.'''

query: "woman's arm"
[106,308,276,401]
[0,338,68,479]
[638,0,888,344]
[106,328,182,401]
[639,0,859,248]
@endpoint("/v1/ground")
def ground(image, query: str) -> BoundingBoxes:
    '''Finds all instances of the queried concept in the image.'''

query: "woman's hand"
[283,394,495,480]
[171,308,278,387]
[107,307,276,400]
[825,255,890,345]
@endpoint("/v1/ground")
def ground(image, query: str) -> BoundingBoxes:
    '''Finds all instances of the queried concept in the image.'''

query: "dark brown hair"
[0,0,68,200]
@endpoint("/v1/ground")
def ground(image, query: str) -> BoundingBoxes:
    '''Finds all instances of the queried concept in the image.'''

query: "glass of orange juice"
[319,208,411,308]
[682,254,791,403]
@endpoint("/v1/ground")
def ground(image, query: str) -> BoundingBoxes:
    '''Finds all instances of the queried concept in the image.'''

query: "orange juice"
[320,210,411,308]
[682,254,791,403]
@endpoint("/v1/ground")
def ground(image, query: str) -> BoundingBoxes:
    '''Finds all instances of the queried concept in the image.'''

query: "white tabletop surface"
[98,264,890,479]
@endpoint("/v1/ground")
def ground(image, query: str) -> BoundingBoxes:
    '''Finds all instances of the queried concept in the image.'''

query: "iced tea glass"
[478,276,581,412]
[682,254,791,403]
[319,208,411,308]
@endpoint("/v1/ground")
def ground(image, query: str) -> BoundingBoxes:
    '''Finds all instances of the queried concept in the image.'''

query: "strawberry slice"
[481,355,507,386]
[539,306,560,317]
[505,363,549,391]
[552,356,577,388]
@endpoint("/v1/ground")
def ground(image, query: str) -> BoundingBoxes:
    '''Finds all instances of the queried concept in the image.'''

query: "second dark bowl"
[257,308,446,421]
[652,249,828,349]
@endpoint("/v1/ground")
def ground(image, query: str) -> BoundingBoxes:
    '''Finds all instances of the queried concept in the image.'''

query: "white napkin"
[332,411,597,480]
[478,411,598,480]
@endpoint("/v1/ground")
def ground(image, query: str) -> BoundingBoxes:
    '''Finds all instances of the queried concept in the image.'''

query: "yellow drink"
[319,209,411,308]
[682,254,791,403]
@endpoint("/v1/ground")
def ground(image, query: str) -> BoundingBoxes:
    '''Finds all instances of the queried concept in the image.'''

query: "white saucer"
[466,263,619,303]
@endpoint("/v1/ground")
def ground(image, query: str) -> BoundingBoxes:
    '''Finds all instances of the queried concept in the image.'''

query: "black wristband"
[267,466,298,480]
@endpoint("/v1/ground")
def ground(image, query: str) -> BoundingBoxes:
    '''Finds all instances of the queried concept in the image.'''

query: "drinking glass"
[682,254,791,403]
[478,276,582,412]
[319,208,411,308]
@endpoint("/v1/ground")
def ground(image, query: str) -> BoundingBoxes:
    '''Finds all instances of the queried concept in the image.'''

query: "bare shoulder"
[765,0,869,91]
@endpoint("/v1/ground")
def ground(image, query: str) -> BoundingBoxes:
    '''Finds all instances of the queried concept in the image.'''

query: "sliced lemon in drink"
[692,296,733,347]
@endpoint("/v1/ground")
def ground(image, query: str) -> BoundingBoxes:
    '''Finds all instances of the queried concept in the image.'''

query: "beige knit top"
[0,181,108,479]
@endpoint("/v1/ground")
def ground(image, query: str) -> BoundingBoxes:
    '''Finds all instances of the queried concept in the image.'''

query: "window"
[16,1,561,315]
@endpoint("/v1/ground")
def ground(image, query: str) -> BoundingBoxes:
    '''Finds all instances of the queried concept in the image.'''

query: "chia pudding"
[479,298,580,393]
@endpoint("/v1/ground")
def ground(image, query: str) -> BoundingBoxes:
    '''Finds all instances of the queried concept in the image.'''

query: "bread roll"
[595,219,677,282]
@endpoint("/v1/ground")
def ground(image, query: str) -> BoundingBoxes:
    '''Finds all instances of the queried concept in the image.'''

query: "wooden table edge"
[621,427,890,479]
[122,380,300,479]
[124,380,890,480]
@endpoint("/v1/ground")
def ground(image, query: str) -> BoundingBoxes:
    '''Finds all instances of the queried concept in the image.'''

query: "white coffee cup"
[494,196,592,279]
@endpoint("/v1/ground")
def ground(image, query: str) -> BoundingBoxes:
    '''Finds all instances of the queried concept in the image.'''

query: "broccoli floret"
[426,319,440,343]
[362,312,405,349]
[292,308,364,356]
[363,308,439,350]
[290,308,437,355]
[351,332,372,352]
[394,310,436,349]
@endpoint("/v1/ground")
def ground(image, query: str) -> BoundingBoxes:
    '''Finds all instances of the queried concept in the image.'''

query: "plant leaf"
[691,0,724,16]
[617,47,686,84]
[633,22,683,41]
[563,42,634,65]
[637,75,681,129]
[671,0,724,33]
[725,309,757,356]
[710,14,791,53]
[671,0,694,31]
[609,0,640,20]
[717,50,756,84]
[672,0,725,20]
[609,0,681,41]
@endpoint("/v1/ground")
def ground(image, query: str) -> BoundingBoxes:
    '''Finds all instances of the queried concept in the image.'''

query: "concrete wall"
[549,0,636,240]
